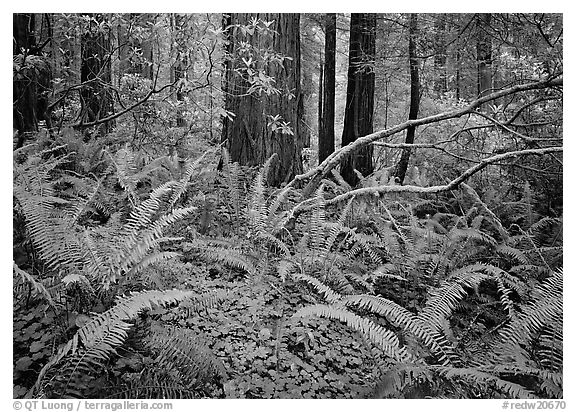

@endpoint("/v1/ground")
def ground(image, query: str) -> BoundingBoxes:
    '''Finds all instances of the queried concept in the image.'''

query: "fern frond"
[252,230,290,255]
[496,244,529,265]
[248,169,268,234]
[169,148,217,208]
[122,181,176,245]
[343,294,458,365]
[178,290,229,317]
[187,242,255,275]
[119,206,196,274]
[145,323,227,383]
[496,269,562,369]
[324,198,354,257]
[308,185,327,253]
[125,252,181,278]
[342,229,383,265]
[13,262,55,306]
[220,147,243,220]
[460,183,509,241]
[33,289,204,395]
[293,304,412,362]
[435,366,535,398]
[291,272,342,303]
[109,147,139,205]
[278,259,298,282]
[419,270,490,332]
[14,189,85,270]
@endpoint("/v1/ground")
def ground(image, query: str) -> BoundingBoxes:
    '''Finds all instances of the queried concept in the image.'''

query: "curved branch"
[290,147,562,217]
[69,81,176,129]
[293,75,562,196]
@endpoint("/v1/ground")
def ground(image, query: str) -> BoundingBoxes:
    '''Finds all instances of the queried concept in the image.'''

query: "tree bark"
[13,14,35,54]
[80,13,114,134]
[340,13,376,186]
[221,13,304,186]
[318,13,336,164]
[394,14,421,185]
[13,14,38,144]
[13,13,52,148]
[317,61,323,147]
[433,14,447,97]
[476,13,492,98]
[172,14,188,127]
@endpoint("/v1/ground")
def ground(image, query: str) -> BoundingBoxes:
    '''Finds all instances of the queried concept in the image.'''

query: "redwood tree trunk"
[13,13,52,148]
[433,14,447,97]
[340,13,376,186]
[80,13,114,133]
[476,13,492,98]
[318,13,336,164]
[172,14,187,127]
[221,13,304,186]
[13,14,38,146]
[13,14,35,54]
[394,13,420,185]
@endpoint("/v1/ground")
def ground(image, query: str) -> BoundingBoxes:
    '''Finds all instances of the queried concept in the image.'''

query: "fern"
[419,263,516,332]
[168,148,217,209]
[291,272,342,303]
[143,322,227,384]
[219,147,243,221]
[435,366,535,398]
[343,294,458,366]
[294,304,412,363]
[33,289,221,397]
[13,262,55,307]
[184,238,256,276]
[495,269,562,371]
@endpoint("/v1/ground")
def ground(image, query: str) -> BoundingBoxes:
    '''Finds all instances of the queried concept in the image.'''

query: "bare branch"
[289,146,562,217]
[292,75,562,196]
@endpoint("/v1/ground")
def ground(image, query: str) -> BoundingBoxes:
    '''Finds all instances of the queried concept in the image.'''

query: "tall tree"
[433,14,448,97]
[80,13,114,133]
[221,13,304,186]
[13,13,35,54]
[340,13,376,186]
[476,13,492,98]
[318,13,336,164]
[172,14,189,127]
[394,13,420,185]
[13,13,52,148]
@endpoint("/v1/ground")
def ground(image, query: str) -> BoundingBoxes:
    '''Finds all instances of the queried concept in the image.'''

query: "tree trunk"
[433,14,447,97]
[221,13,304,186]
[476,13,492,98]
[172,14,188,128]
[317,61,323,145]
[80,13,114,134]
[394,13,420,185]
[13,14,38,145]
[141,15,154,81]
[318,13,336,164]
[13,13,52,148]
[13,14,35,54]
[340,13,376,186]
[456,47,461,100]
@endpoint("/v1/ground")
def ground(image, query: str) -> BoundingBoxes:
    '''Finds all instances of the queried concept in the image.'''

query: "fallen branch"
[289,146,562,218]
[291,75,562,196]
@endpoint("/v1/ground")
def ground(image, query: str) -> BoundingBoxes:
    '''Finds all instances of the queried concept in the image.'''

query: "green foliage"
[291,188,562,399]
[35,289,224,398]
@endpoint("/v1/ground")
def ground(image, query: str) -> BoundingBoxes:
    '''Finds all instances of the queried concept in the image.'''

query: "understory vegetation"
[13,12,562,400]
[13,130,562,399]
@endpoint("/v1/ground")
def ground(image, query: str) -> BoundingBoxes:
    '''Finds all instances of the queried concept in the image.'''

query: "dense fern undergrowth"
[13,130,562,399]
